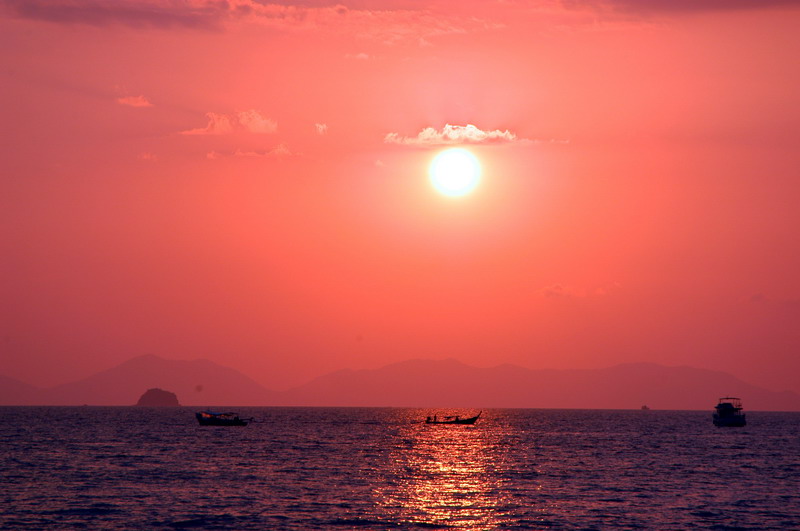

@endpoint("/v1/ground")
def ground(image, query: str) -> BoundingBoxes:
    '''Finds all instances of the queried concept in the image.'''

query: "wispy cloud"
[1,1,497,44]
[571,0,800,15]
[237,110,277,134]
[239,2,497,45]
[385,124,520,146]
[744,293,800,312]
[10,0,790,39]
[234,144,292,157]
[181,112,235,136]
[181,110,276,136]
[345,52,371,60]
[1,0,227,30]
[116,95,152,108]
[206,144,294,159]
[540,282,621,299]
[541,284,584,299]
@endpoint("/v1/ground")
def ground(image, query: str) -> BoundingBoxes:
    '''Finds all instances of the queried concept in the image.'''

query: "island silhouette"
[136,388,180,407]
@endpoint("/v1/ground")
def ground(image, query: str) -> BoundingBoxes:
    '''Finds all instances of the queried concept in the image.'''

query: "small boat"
[641,405,650,410]
[195,411,250,426]
[712,397,746,427]
[425,411,481,425]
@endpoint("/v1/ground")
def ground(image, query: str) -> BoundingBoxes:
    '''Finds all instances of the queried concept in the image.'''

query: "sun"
[429,148,481,197]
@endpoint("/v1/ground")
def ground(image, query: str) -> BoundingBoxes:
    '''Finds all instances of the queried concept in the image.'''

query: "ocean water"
[1,407,799,530]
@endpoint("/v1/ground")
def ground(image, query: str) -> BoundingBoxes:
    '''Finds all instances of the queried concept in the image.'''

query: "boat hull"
[713,414,746,427]
[425,413,481,425]
[195,412,248,426]
[712,397,746,427]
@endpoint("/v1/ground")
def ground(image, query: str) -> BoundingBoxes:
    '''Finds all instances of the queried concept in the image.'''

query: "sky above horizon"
[2,0,800,393]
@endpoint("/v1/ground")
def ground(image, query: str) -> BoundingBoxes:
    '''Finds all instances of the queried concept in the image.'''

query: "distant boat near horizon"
[425,411,481,425]
[713,397,746,427]
[195,411,251,426]
[641,405,650,410]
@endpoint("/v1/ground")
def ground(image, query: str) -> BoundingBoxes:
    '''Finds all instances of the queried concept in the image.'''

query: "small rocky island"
[136,388,180,407]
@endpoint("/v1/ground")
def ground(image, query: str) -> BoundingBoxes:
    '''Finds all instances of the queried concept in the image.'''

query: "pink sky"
[2,0,800,393]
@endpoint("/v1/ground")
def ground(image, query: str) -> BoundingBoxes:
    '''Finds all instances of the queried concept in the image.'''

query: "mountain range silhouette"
[2,355,799,410]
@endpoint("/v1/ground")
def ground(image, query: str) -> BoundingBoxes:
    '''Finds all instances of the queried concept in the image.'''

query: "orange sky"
[2,0,800,393]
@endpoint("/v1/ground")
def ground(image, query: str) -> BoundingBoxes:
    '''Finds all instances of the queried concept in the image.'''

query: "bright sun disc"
[429,148,481,197]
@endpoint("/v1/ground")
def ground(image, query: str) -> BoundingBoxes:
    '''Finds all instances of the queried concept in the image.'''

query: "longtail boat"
[425,411,481,425]
[196,411,250,426]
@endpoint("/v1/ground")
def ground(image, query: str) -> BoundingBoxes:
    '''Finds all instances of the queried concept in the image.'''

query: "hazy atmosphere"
[3,0,800,397]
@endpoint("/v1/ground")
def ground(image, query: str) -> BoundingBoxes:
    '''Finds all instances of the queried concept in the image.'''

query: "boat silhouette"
[425,411,481,425]
[712,397,746,427]
[195,411,251,426]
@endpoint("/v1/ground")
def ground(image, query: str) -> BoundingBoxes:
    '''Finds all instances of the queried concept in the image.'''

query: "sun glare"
[429,148,481,197]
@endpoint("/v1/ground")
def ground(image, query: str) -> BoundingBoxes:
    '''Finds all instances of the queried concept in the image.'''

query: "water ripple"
[1,407,798,529]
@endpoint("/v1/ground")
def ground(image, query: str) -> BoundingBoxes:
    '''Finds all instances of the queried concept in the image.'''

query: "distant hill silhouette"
[2,356,799,410]
[275,359,800,411]
[0,375,40,406]
[32,354,276,406]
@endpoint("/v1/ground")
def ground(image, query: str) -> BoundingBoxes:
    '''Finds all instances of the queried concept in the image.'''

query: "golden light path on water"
[372,411,541,529]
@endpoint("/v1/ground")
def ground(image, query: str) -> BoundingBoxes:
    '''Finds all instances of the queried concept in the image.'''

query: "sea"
[2,407,799,530]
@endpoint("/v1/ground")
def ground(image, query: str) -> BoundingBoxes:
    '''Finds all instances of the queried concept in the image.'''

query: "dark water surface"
[2,407,799,529]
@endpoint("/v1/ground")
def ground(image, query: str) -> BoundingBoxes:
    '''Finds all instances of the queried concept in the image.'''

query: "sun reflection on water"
[373,411,518,529]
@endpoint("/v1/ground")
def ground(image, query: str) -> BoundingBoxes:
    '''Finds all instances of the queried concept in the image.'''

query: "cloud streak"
[2,1,494,42]
[1,0,227,30]
[205,144,293,159]
[571,0,800,15]
[234,144,292,157]
[237,110,277,134]
[385,124,520,146]
[540,282,621,299]
[181,110,276,136]
[116,95,152,108]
